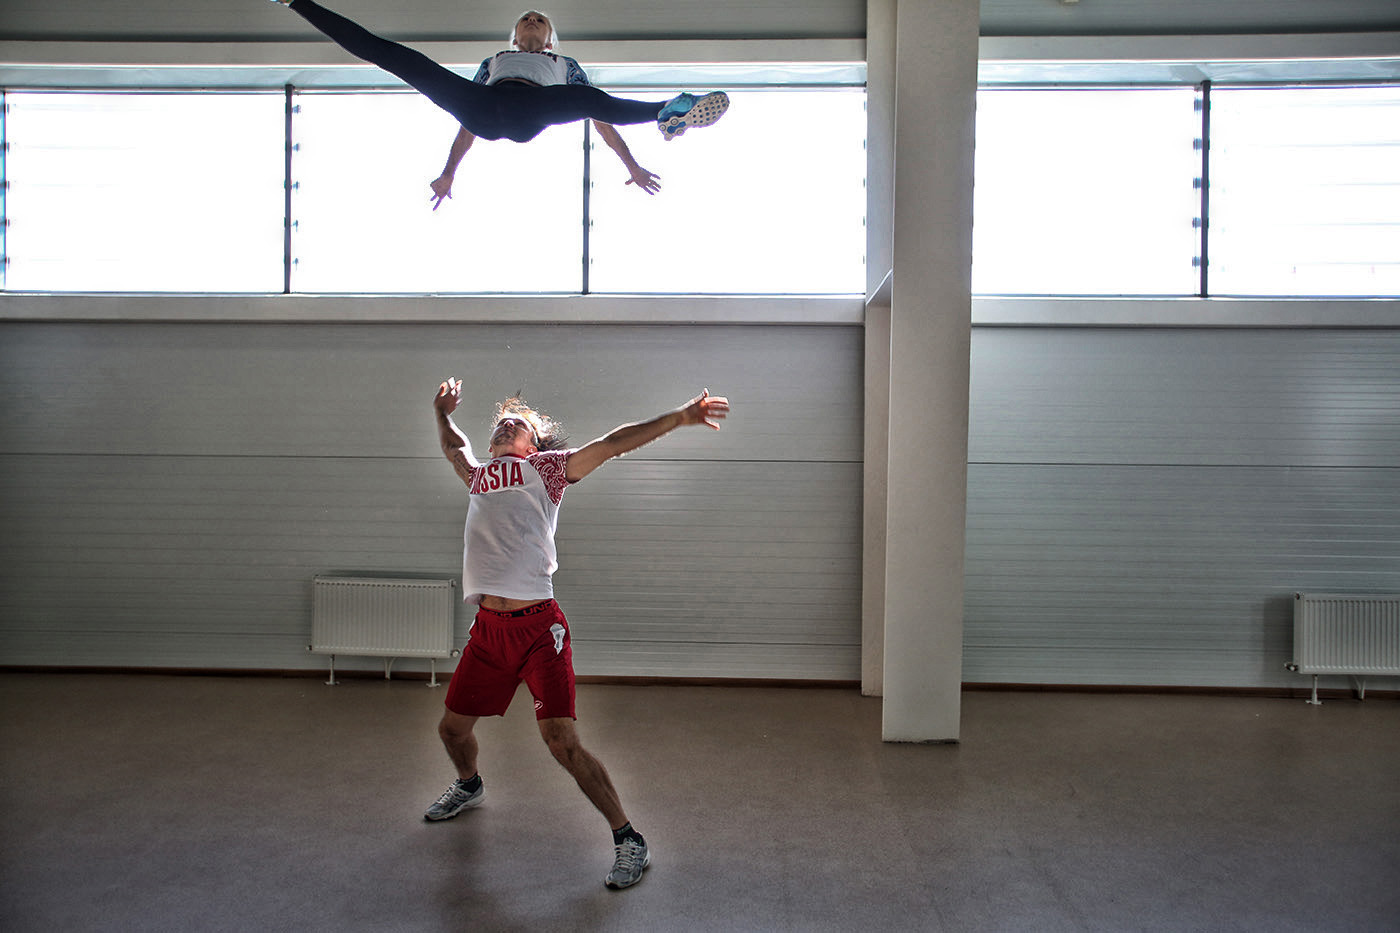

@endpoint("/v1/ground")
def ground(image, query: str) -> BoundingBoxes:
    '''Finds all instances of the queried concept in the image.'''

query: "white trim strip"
[0,293,866,326]
[973,297,1400,328]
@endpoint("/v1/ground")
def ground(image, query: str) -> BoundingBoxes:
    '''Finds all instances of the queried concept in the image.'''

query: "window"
[3,91,286,292]
[1208,85,1400,297]
[969,81,1400,299]
[971,88,1202,297]
[5,74,1397,300]
[588,89,867,294]
[290,91,583,293]
[1,83,866,296]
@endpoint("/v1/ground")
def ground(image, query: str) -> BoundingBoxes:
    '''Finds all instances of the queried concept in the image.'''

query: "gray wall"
[6,319,1397,691]
[965,327,1400,689]
[0,320,863,679]
[3,0,1400,690]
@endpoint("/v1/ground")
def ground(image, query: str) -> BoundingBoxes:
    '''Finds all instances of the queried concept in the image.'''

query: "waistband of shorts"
[479,599,558,619]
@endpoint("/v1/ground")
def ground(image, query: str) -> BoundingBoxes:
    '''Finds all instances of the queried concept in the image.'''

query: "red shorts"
[444,599,576,721]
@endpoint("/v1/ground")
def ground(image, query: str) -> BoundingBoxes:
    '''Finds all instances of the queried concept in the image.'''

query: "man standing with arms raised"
[427,378,729,890]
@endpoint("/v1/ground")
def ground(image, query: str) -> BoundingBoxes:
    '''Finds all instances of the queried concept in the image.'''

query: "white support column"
[880,0,979,742]
[862,0,897,698]
[862,297,891,696]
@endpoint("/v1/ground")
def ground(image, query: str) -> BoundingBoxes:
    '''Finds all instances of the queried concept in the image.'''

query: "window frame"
[0,49,870,299]
[2,33,1398,325]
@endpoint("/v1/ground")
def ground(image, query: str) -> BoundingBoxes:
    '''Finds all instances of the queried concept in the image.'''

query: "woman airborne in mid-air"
[270,2,730,206]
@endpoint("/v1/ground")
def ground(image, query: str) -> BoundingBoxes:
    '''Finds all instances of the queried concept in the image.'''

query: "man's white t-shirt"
[460,450,574,606]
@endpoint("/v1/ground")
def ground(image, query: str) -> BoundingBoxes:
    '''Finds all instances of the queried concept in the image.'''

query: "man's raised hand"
[681,389,729,430]
[435,378,463,415]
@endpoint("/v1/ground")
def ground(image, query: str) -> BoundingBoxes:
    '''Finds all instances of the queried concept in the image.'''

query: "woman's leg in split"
[280,2,723,142]
[285,0,501,135]
[510,84,664,129]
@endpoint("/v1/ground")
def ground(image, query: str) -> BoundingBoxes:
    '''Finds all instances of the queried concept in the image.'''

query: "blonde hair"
[494,396,568,451]
[510,10,559,49]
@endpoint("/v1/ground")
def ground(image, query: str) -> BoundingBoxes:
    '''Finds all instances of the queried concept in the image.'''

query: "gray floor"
[1,674,1397,932]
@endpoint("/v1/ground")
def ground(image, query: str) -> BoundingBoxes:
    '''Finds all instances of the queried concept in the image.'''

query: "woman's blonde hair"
[510,10,559,49]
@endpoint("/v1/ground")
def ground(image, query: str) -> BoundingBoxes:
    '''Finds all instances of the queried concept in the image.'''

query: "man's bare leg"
[438,709,480,780]
[538,717,627,828]
[540,717,649,885]
[425,710,484,821]
[538,716,649,888]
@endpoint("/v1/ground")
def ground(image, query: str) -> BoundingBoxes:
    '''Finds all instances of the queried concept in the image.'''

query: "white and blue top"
[472,50,592,88]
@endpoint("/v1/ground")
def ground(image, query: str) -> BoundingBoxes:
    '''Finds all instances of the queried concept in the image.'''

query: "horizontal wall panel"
[970,328,1400,468]
[10,315,1400,689]
[0,318,862,680]
[0,322,862,464]
[0,452,860,678]
[965,463,1400,688]
[571,641,861,680]
[965,326,1400,690]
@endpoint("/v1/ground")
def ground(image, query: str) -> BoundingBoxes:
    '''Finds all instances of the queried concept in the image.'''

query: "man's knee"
[439,710,476,744]
[539,719,584,767]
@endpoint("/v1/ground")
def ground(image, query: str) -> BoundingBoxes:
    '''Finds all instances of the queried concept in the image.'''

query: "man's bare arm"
[565,389,729,483]
[434,378,479,484]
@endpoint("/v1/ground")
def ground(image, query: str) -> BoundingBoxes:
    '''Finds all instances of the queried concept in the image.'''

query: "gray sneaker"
[604,837,650,889]
[424,778,483,821]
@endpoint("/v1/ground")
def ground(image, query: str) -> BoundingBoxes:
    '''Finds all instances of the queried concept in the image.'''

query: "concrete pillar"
[877,0,979,742]
[861,0,897,698]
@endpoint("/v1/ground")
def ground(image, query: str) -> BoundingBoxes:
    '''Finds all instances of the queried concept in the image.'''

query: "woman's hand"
[624,164,662,195]
[429,173,455,210]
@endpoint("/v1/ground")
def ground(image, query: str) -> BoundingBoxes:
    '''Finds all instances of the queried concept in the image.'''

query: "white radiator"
[310,576,458,686]
[1288,593,1400,704]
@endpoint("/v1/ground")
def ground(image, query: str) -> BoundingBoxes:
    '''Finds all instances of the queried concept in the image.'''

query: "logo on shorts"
[534,698,544,712]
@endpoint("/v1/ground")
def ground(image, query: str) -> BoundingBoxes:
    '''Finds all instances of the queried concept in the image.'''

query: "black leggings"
[288,0,666,142]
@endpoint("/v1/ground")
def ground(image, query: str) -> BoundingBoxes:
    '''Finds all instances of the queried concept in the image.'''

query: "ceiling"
[0,0,1397,44]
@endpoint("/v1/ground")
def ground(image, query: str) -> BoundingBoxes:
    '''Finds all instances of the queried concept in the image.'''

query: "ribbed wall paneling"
[965,327,1400,689]
[7,320,1399,688]
[0,322,858,463]
[970,328,1400,468]
[557,459,861,678]
[0,321,862,680]
[0,454,859,677]
[0,454,463,669]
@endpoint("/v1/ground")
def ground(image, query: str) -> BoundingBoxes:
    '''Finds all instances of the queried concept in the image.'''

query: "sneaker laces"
[658,93,695,122]
[436,781,471,806]
[611,839,645,873]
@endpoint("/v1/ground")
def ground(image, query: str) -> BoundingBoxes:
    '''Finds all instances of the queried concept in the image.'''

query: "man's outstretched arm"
[434,377,480,484]
[565,389,729,483]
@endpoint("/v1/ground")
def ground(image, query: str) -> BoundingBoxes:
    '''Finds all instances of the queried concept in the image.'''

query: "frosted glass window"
[972,88,1201,296]
[3,92,285,292]
[587,89,866,294]
[1209,86,1400,297]
[291,92,582,293]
